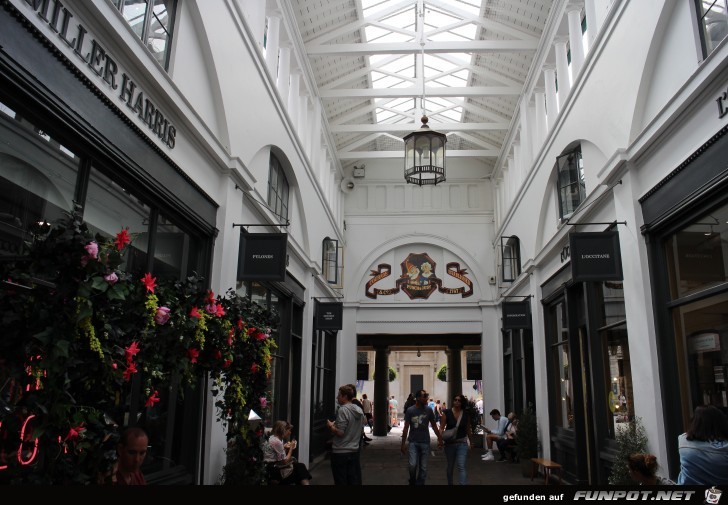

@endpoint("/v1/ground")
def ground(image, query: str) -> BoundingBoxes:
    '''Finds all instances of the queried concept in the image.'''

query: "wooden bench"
[530,457,562,485]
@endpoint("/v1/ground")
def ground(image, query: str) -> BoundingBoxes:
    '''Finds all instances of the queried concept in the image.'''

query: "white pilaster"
[277,46,290,102]
[288,73,300,123]
[534,89,547,151]
[554,37,571,110]
[567,5,586,80]
[242,0,266,55]
[264,16,280,79]
[519,98,532,168]
[584,0,599,48]
[544,65,558,129]
[310,101,322,164]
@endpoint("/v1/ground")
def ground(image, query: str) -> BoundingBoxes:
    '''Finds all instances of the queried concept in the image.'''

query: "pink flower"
[104,272,118,285]
[145,390,160,407]
[205,303,217,315]
[112,363,118,369]
[154,306,171,325]
[84,241,98,259]
[259,396,267,409]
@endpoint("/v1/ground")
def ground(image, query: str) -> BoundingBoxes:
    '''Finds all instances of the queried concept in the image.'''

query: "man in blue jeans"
[401,389,443,485]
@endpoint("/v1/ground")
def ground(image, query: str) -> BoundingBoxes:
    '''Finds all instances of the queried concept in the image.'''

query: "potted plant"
[608,416,648,484]
[465,397,483,448]
[515,402,539,477]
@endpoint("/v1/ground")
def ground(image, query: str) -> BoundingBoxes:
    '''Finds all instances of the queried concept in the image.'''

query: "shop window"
[268,154,289,222]
[547,300,574,429]
[693,0,728,58]
[665,211,727,300]
[0,104,79,258]
[310,329,337,459]
[597,281,633,439]
[152,214,205,280]
[114,0,177,69]
[501,236,521,282]
[556,146,585,221]
[322,236,343,285]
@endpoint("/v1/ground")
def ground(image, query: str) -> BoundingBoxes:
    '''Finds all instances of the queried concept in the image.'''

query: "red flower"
[114,228,131,251]
[247,327,256,335]
[125,341,140,362]
[223,359,232,368]
[123,362,138,381]
[251,363,259,373]
[187,348,199,364]
[141,273,156,293]
[190,306,201,318]
[65,423,85,441]
[206,290,216,304]
[145,390,160,407]
[215,304,226,317]
[227,329,234,346]
[214,349,222,361]
[236,319,244,330]
[255,331,267,341]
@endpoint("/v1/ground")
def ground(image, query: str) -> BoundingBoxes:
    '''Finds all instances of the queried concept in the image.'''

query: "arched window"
[501,236,521,282]
[267,154,289,221]
[556,146,585,220]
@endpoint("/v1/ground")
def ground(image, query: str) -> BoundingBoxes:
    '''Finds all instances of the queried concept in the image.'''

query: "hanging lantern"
[403,115,447,186]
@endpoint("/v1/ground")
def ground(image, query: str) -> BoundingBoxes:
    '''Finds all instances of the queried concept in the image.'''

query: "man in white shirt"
[482,409,509,461]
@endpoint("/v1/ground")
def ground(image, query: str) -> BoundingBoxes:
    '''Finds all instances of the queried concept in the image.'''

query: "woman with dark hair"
[677,405,728,485]
[439,394,471,485]
[628,453,674,485]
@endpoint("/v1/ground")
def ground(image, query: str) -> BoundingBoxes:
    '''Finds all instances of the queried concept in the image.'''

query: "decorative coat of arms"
[365,252,473,299]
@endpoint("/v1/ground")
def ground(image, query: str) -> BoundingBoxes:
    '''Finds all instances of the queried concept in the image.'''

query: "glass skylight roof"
[361,0,483,125]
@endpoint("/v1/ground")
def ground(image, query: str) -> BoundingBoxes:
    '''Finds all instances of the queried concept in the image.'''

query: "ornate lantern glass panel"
[403,116,446,185]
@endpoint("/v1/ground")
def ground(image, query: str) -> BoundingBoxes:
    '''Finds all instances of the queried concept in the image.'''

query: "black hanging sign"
[314,300,343,330]
[502,300,531,329]
[570,231,623,282]
[237,232,288,281]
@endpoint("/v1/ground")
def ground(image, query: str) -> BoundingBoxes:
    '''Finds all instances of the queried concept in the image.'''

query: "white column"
[508,155,518,202]
[319,146,328,182]
[528,101,538,163]
[493,181,501,228]
[277,46,290,101]
[288,74,300,122]
[584,0,599,48]
[567,5,586,80]
[298,95,309,153]
[512,142,522,195]
[310,101,322,163]
[242,0,266,55]
[543,65,558,129]
[264,16,280,79]
[554,37,571,110]
[534,88,547,150]
[497,178,505,225]
[518,99,531,169]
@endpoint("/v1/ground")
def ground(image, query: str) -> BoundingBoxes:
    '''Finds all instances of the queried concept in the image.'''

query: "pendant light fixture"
[403,11,446,186]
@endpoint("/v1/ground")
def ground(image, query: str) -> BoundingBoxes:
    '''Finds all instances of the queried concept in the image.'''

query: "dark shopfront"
[541,240,634,485]
[640,124,728,480]
[0,5,217,484]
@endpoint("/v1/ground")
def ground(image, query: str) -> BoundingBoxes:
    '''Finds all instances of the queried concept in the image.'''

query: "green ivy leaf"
[91,276,109,292]
[53,339,70,359]
[107,284,126,301]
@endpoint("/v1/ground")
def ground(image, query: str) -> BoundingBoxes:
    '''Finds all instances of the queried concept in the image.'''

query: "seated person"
[114,426,148,485]
[496,412,518,462]
[482,409,510,461]
[628,453,675,485]
[263,421,312,485]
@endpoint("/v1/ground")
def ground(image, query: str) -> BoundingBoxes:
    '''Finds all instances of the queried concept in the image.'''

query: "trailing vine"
[0,208,277,484]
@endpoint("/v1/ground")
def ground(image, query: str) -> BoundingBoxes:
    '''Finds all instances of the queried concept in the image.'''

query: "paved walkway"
[309,424,540,486]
